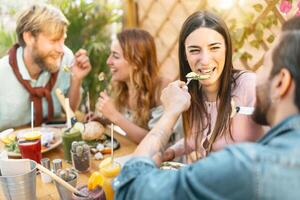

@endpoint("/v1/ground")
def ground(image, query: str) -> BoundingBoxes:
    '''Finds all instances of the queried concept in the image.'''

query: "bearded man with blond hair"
[0,4,91,130]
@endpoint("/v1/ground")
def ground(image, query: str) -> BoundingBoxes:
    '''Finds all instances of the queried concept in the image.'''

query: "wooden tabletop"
[0,131,137,200]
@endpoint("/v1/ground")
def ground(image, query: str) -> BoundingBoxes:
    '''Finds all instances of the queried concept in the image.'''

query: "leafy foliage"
[0,26,16,56]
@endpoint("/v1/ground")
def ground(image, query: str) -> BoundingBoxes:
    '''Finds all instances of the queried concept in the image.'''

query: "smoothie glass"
[62,129,82,162]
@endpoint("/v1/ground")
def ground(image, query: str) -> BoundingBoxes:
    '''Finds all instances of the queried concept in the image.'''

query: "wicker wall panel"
[125,0,297,80]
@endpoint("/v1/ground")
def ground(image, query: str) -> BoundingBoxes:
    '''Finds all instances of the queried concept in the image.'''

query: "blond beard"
[33,53,61,73]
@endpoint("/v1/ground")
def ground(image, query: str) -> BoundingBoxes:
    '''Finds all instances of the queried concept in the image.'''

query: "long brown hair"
[178,11,240,158]
[112,28,159,128]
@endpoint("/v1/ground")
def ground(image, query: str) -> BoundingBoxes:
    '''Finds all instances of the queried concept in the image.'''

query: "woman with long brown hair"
[164,11,264,161]
[96,28,173,144]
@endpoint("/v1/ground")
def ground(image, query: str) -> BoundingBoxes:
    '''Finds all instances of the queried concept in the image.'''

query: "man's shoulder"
[0,54,12,74]
[220,142,263,163]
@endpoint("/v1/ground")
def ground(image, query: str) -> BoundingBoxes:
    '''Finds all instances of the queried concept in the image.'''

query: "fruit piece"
[69,128,79,134]
[100,148,112,154]
[23,131,41,140]
[1,136,12,144]
[8,135,16,141]
[88,171,103,190]
[73,122,85,133]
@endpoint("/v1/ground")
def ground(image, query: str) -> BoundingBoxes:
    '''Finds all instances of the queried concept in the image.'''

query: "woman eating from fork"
[162,11,265,162]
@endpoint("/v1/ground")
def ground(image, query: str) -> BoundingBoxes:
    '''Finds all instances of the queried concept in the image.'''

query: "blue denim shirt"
[113,114,300,200]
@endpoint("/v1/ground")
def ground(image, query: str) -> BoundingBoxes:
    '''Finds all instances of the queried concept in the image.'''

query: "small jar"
[71,146,91,173]
[52,159,63,174]
[41,158,52,183]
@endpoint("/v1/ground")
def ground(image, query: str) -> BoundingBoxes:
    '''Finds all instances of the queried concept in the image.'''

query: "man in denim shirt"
[113,17,300,200]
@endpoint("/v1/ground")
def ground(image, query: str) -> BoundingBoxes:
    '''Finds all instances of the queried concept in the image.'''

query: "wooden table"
[0,132,137,200]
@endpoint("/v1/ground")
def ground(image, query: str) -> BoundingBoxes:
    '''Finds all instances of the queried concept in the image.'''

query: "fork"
[186,78,192,86]
[63,59,75,76]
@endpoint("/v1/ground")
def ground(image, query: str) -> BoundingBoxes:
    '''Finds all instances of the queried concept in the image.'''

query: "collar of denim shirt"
[258,114,300,145]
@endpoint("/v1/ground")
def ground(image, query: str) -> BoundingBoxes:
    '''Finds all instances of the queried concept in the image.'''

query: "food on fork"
[186,72,210,80]
[63,65,71,72]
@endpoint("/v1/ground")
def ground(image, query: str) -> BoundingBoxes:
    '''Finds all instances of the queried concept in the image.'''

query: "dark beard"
[252,84,271,126]
[252,104,269,126]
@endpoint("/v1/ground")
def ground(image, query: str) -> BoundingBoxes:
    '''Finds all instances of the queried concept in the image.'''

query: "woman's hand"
[96,91,120,123]
[84,112,97,122]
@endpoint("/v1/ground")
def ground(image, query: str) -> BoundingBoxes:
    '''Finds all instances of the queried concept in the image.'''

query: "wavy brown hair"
[179,11,241,159]
[111,28,159,129]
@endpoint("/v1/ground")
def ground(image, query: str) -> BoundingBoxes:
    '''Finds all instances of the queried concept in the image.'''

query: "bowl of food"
[160,161,186,170]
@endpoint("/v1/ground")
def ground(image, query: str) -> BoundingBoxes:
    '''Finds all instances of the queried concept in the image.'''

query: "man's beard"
[32,47,62,73]
[252,83,271,126]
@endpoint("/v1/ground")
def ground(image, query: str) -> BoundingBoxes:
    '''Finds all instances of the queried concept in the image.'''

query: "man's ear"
[271,68,292,99]
[23,32,35,46]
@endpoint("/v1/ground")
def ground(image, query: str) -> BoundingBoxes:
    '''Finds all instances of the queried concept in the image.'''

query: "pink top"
[171,72,264,159]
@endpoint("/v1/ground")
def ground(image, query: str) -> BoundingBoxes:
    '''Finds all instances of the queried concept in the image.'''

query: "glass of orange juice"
[87,157,121,200]
[99,157,121,200]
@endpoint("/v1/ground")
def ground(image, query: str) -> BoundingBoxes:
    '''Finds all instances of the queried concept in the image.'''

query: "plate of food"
[0,127,62,157]
[160,161,186,170]
[78,121,120,160]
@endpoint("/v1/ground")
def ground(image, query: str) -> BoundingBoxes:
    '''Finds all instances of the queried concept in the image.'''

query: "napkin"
[0,159,31,176]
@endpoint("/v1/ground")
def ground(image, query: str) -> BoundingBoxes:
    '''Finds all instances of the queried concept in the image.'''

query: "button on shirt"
[0,46,73,131]
[114,115,300,200]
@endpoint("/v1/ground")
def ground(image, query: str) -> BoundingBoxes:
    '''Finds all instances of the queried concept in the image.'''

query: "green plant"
[208,1,283,70]
[0,26,16,57]
[71,141,89,157]
[50,0,122,110]
[57,168,77,182]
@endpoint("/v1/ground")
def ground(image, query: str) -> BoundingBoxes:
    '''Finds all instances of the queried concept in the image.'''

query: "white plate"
[0,127,62,157]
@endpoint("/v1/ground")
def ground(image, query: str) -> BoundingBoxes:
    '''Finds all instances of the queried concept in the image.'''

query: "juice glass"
[62,129,82,162]
[18,138,42,163]
[98,157,121,200]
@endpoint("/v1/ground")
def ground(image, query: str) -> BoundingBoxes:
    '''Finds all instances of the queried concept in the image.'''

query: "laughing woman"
[95,28,180,144]
[163,11,264,162]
